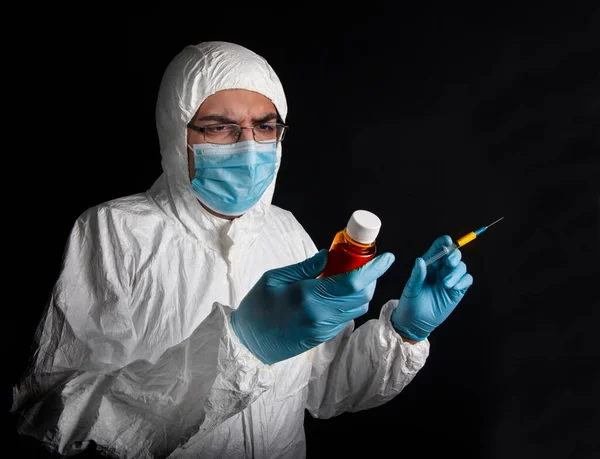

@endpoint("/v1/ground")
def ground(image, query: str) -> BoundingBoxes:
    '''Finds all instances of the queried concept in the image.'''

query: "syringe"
[424,217,504,266]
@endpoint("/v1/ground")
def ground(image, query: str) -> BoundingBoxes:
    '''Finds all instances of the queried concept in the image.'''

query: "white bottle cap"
[346,210,381,244]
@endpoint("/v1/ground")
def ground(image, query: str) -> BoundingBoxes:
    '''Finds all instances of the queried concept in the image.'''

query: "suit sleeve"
[306,300,429,419]
[11,208,273,458]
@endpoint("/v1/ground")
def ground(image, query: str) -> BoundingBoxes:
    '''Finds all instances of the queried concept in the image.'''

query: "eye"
[204,124,236,134]
[255,123,276,133]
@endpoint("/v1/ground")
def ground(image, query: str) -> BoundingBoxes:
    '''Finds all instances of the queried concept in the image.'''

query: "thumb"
[402,257,427,298]
[266,249,328,285]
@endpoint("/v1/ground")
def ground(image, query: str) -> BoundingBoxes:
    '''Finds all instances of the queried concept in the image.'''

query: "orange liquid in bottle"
[318,229,377,278]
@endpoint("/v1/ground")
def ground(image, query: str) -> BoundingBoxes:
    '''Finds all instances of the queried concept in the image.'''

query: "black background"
[6,4,600,458]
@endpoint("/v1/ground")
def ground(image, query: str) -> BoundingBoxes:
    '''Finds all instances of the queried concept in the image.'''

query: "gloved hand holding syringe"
[389,216,504,342]
[424,217,504,266]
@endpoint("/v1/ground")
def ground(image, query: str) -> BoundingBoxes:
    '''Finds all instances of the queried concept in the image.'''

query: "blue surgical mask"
[189,140,278,216]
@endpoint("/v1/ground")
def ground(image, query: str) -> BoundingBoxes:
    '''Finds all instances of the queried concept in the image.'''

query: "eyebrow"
[194,112,279,124]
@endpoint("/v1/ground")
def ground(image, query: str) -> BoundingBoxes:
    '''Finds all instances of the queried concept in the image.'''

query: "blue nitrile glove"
[231,249,395,365]
[391,235,474,341]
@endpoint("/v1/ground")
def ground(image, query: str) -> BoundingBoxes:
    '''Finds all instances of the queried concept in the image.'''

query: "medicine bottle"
[318,210,381,278]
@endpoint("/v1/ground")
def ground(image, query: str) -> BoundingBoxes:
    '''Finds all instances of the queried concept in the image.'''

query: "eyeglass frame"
[186,122,289,144]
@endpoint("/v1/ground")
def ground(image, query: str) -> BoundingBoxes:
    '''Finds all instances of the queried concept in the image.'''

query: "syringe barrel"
[424,243,458,266]
[456,232,477,247]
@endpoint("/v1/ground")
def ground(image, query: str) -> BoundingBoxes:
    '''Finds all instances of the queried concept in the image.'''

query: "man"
[11,41,472,458]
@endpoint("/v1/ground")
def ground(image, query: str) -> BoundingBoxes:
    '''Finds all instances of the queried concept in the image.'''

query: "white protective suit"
[11,41,430,458]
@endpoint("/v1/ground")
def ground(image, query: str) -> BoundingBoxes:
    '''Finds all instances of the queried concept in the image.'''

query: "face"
[186,89,279,220]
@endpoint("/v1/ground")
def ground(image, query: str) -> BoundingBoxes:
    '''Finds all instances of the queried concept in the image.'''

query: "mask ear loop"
[185,120,196,169]
[186,115,199,156]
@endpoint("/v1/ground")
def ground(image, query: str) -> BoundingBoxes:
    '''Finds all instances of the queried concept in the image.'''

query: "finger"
[315,278,377,318]
[442,261,467,289]
[319,252,395,296]
[402,257,427,299]
[438,249,462,278]
[316,272,378,303]
[422,235,453,262]
[338,302,369,320]
[453,273,474,291]
[445,247,462,268]
[266,249,328,285]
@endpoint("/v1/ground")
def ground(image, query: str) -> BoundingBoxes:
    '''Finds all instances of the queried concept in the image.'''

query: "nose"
[238,126,255,142]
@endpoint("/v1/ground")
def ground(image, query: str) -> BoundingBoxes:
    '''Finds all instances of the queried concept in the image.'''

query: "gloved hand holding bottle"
[391,235,474,341]
[231,249,395,365]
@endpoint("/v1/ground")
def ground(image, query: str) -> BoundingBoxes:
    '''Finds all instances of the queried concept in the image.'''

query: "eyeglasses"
[187,122,288,144]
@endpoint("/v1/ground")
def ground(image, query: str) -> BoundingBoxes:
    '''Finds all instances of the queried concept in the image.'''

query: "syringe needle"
[475,216,504,236]
[485,217,504,229]
[424,217,504,266]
